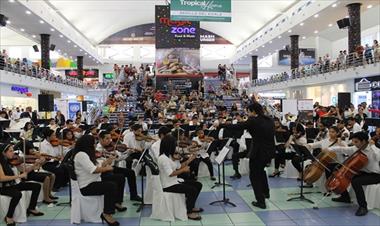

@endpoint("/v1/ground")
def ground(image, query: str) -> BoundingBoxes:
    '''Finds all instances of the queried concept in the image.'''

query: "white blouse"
[157,154,181,188]
[308,138,347,163]
[74,152,101,189]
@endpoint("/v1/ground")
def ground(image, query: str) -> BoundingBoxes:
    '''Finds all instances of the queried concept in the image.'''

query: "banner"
[170,0,231,22]
[156,48,201,77]
[278,48,316,66]
[355,76,380,92]
[156,5,200,49]
[68,102,81,120]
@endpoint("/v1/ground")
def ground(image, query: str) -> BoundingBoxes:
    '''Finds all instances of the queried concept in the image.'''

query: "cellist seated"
[324,132,380,216]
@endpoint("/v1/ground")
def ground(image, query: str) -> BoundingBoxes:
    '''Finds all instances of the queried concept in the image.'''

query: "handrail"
[252,51,380,87]
[0,60,86,88]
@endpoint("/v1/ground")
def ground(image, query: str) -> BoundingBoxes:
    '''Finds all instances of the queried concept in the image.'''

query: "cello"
[325,144,368,194]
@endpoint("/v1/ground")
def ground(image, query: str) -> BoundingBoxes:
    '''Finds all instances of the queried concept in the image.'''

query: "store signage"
[11,86,29,94]
[155,5,200,49]
[355,76,380,91]
[65,69,99,79]
[103,73,114,79]
[171,0,232,22]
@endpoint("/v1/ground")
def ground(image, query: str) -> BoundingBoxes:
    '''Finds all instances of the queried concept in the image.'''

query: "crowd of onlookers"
[254,40,380,86]
[0,49,84,88]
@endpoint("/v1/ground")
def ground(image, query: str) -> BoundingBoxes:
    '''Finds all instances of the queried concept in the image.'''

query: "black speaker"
[82,101,87,112]
[50,44,56,51]
[38,94,54,112]
[32,45,39,52]
[338,92,351,110]
[337,18,350,29]
[0,14,8,27]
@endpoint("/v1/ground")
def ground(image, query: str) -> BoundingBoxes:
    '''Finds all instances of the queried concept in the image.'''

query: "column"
[40,34,50,70]
[77,56,84,80]
[290,35,299,70]
[346,3,361,53]
[251,55,258,80]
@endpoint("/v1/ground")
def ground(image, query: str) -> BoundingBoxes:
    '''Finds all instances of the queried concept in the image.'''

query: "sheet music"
[215,146,231,165]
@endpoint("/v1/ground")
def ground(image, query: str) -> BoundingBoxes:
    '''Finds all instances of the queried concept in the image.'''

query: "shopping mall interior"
[0,0,380,226]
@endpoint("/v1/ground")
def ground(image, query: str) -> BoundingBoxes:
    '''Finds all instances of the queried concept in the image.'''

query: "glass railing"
[252,52,379,87]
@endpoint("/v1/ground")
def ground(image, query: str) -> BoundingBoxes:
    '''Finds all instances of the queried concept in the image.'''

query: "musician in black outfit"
[220,103,275,209]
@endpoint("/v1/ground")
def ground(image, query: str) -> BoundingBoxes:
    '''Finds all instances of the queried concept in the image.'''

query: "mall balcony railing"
[252,52,380,87]
[0,60,85,88]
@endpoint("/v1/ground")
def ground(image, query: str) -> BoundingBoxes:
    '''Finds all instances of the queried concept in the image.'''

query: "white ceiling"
[47,0,296,45]
[0,27,37,46]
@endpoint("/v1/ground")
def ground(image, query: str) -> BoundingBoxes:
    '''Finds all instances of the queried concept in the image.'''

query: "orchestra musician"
[219,103,275,209]
[122,124,144,169]
[47,118,59,132]
[73,135,122,226]
[61,129,76,154]
[40,129,69,191]
[337,120,350,143]
[269,118,290,177]
[157,135,203,220]
[0,143,44,226]
[96,131,142,202]
[324,132,380,216]
[192,129,216,181]
[230,129,252,179]
[315,121,329,142]
[20,122,34,141]
[150,126,171,163]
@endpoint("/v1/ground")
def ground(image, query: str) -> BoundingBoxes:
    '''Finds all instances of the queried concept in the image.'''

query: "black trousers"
[113,166,138,198]
[42,161,68,189]
[100,172,126,204]
[26,171,52,183]
[273,144,289,169]
[80,181,117,215]
[163,181,202,213]
[232,151,248,174]
[325,163,340,179]
[193,157,214,177]
[291,150,314,173]
[339,172,380,208]
[0,182,41,218]
[125,152,141,169]
[249,159,269,204]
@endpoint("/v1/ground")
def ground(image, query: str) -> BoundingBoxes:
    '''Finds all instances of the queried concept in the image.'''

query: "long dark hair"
[23,122,33,131]
[160,135,177,157]
[74,135,97,165]
[63,129,74,141]
[0,144,15,176]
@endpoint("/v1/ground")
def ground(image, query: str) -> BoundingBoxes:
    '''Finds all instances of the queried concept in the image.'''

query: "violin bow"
[332,142,368,175]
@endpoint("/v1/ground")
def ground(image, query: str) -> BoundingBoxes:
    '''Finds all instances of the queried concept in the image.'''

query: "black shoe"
[3,217,15,226]
[115,205,127,212]
[299,184,313,188]
[251,201,266,209]
[100,213,120,226]
[42,200,58,205]
[332,196,351,203]
[49,195,59,200]
[265,194,270,199]
[323,193,331,197]
[269,172,280,178]
[130,195,142,202]
[230,173,241,179]
[27,209,44,216]
[355,207,368,216]
[210,176,216,181]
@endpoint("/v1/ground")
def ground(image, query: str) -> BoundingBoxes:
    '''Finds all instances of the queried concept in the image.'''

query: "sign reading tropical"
[170,0,231,22]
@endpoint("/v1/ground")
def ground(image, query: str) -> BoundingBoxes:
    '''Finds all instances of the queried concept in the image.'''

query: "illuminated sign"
[11,86,29,94]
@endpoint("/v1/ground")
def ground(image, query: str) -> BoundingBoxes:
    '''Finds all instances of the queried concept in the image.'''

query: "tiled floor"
[2,163,379,226]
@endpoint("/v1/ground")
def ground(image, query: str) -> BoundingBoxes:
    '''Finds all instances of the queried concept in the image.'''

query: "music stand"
[211,138,232,189]
[287,144,314,204]
[210,146,236,207]
[132,148,149,212]
[0,120,11,129]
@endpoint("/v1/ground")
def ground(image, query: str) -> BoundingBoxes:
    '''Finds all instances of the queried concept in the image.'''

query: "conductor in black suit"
[220,102,275,209]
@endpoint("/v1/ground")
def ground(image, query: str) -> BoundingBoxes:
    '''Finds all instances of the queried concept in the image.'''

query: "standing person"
[55,111,66,127]
[220,103,275,209]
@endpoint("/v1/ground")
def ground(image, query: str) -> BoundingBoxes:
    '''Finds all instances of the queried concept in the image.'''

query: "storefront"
[0,83,39,109]
[354,75,380,115]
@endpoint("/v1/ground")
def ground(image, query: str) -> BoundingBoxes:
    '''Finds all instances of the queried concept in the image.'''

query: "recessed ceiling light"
[255,49,258,52]
[32,35,36,38]
[79,49,83,52]
[262,45,265,48]
[59,34,64,38]
[89,56,92,58]
[9,0,15,3]
[345,15,349,18]
[278,35,282,39]
[20,28,25,32]
[84,53,87,55]
[50,28,55,32]
[39,20,44,24]
[288,30,292,33]
[367,5,373,9]
[269,41,272,43]
[332,3,337,8]
[6,20,10,24]
[300,23,304,26]
[67,40,71,43]
[328,23,333,27]
[302,36,306,39]
[74,45,77,48]
[314,30,319,34]
[26,10,31,15]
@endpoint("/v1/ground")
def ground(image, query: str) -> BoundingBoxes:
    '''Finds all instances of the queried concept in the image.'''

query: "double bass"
[325,144,368,194]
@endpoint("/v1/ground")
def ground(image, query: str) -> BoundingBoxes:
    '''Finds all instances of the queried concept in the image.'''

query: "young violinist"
[20,122,33,141]
[315,121,329,142]
[73,135,122,226]
[192,129,216,181]
[40,129,69,191]
[324,132,380,216]
[150,126,171,163]
[0,144,44,226]
[61,129,76,153]
[47,118,58,132]
[337,120,350,143]
[122,124,144,169]
[96,131,142,202]
[157,135,203,220]
[269,118,290,177]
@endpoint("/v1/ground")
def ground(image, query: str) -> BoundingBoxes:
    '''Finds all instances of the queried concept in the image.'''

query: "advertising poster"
[155,5,200,49]
[156,48,201,76]
[68,102,81,120]
[278,48,316,66]
[65,69,99,79]
[170,0,232,22]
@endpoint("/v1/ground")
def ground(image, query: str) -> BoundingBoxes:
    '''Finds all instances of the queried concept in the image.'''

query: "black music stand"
[287,144,314,204]
[211,138,232,189]
[57,149,75,207]
[133,148,149,212]
[210,146,236,207]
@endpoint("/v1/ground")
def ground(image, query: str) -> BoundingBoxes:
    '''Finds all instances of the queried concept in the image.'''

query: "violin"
[50,138,60,147]
[111,129,122,141]
[303,150,337,184]
[61,139,75,147]
[104,142,132,153]
[198,135,214,143]
[135,133,156,142]
[325,143,369,194]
